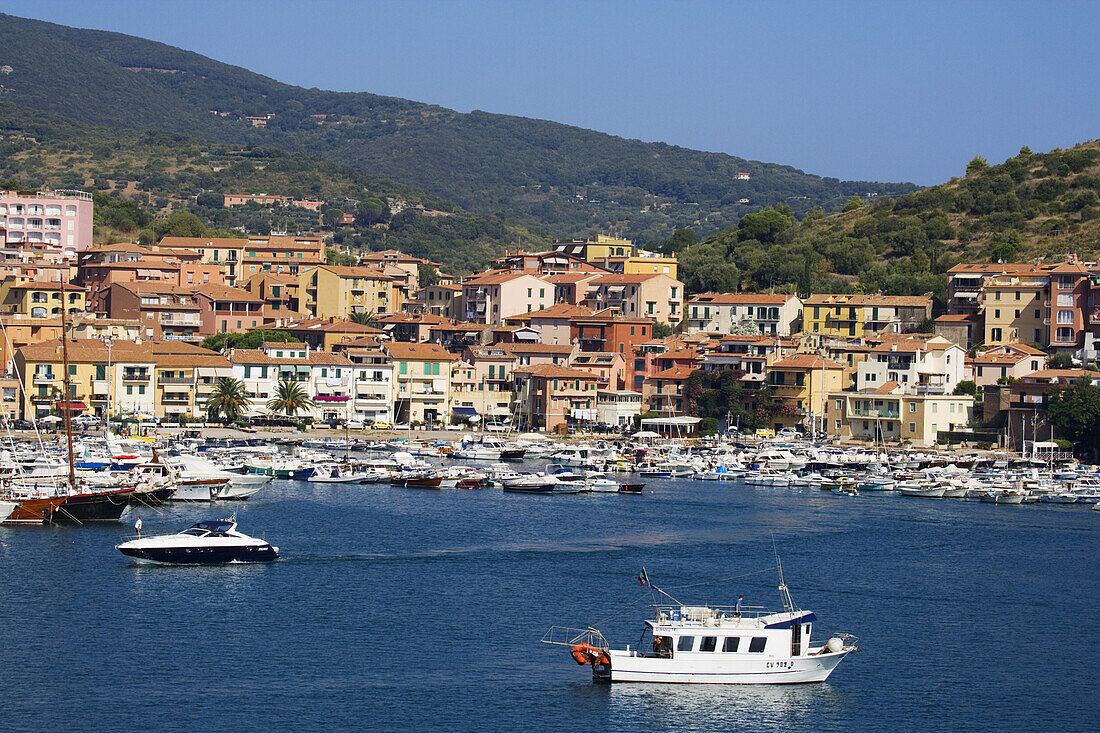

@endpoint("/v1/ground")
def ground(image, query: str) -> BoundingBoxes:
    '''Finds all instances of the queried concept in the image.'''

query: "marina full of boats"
[4,430,1100,526]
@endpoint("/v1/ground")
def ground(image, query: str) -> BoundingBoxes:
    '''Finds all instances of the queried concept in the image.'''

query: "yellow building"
[14,338,155,420]
[299,265,403,320]
[826,391,975,448]
[553,235,678,279]
[980,273,1049,347]
[766,354,845,431]
[802,294,932,339]
[382,341,456,425]
[0,279,86,319]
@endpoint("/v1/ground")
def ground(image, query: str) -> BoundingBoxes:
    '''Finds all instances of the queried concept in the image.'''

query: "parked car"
[370,421,392,430]
[484,421,511,432]
[346,420,365,429]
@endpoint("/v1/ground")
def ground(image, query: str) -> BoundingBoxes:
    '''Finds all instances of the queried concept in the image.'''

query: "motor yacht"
[116,519,279,564]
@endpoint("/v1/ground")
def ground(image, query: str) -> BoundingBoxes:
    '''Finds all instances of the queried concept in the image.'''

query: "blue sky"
[4,0,1098,185]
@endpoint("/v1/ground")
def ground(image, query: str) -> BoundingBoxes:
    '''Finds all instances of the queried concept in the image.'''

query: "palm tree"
[205,377,250,423]
[266,380,315,418]
[348,311,376,326]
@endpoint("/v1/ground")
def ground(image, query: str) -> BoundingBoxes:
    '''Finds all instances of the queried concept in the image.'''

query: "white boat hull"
[605,648,850,684]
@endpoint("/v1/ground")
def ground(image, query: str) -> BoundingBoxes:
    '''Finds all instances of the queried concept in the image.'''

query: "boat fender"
[826,637,843,653]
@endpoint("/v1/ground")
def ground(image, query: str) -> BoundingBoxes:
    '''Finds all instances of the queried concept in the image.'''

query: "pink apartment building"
[0,190,94,254]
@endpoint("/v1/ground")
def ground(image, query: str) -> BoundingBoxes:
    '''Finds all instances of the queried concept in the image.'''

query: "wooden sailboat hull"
[3,496,67,524]
[53,488,136,523]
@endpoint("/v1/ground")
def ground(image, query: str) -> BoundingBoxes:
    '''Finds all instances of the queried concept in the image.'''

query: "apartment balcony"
[32,373,56,383]
[161,395,191,404]
[915,384,947,395]
[851,409,901,420]
[122,372,150,382]
[158,376,193,385]
[159,313,203,326]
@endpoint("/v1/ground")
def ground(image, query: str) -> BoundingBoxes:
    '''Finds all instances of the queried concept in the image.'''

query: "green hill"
[675,142,1100,304]
[0,12,917,243]
[0,102,543,273]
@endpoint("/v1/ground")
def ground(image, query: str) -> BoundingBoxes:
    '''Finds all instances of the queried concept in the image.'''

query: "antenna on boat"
[772,535,796,612]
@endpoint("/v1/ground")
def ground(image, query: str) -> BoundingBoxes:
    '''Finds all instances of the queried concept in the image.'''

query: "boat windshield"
[187,519,235,534]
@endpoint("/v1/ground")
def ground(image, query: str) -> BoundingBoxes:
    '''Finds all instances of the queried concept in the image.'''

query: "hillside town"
[2,188,1098,450]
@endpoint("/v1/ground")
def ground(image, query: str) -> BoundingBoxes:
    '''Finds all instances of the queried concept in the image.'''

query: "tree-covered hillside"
[0,102,543,273]
[673,143,1100,305]
[0,12,916,243]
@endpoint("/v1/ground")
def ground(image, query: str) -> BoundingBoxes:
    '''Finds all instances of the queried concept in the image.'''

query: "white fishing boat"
[897,482,946,498]
[543,561,857,684]
[307,465,368,483]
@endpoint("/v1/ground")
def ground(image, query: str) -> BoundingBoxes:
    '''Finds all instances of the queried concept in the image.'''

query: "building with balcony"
[382,341,456,426]
[194,284,266,337]
[596,389,644,426]
[766,354,845,431]
[685,293,802,335]
[511,363,600,433]
[160,236,249,286]
[642,366,696,417]
[826,390,975,447]
[0,189,93,253]
[802,294,933,339]
[227,341,355,421]
[967,344,1047,388]
[461,271,554,326]
[342,346,395,425]
[299,265,401,320]
[552,235,678,279]
[980,272,1050,347]
[503,302,595,345]
[582,273,683,326]
[77,242,223,292]
[0,279,86,319]
[854,335,966,396]
[697,334,789,390]
[93,282,204,342]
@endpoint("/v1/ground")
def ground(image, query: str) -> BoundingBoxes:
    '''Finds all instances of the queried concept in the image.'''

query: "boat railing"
[541,626,609,651]
[651,604,771,624]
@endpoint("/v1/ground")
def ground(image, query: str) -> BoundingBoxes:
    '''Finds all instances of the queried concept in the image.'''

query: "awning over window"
[452,406,479,417]
[313,395,349,402]
[55,401,88,411]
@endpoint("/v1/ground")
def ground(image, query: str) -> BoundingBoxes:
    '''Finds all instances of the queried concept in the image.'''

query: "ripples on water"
[1,474,1095,732]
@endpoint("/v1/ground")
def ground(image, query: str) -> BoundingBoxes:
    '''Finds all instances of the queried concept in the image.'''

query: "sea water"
[1,475,1095,732]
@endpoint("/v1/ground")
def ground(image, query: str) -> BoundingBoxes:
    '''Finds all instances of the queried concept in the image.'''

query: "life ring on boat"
[570,643,601,665]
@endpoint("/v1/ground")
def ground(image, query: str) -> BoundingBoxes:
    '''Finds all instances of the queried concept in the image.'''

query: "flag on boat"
[638,567,650,587]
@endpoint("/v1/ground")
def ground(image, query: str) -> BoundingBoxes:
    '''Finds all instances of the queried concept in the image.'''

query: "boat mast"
[59,274,77,491]
[773,537,796,612]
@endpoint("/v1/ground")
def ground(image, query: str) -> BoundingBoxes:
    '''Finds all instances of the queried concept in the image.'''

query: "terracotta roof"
[192,284,262,303]
[512,364,599,379]
[648,366,697,380]
[278,319,383,334]
[874,380,901,394]
[506,303,595,321]
[545,273,602,284]
[499,343,573,354]
[360,249,439,266]
[770,355,845,370]
[375,313,451,325]
[382,342,456,361]
[263,341,306,349]
[1023,369,1092,381]
[463,270,546,286]
[934,313,976,322]
[948,263,1043,274]
[802,294,932,307]
[688,292,795,305]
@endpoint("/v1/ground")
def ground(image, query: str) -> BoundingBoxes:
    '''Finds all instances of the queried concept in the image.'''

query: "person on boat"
[652,636,671,658]
[736,595,743,619]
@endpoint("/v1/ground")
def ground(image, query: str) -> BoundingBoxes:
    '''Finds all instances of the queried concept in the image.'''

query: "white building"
[854,336,966,395]
[685,293,802,335]
[596,389,644,426]
[228,341,355,421]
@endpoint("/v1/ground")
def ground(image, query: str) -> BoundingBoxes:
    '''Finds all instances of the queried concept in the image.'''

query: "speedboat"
[543,564,857,684]
[116,519,279,564]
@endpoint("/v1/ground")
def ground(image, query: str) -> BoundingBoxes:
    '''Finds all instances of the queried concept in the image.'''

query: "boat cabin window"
[700,636,717,652]
[677,636,695,652]
[181,528,209,536]
[748,637,767,653]
[723,637,740,652]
